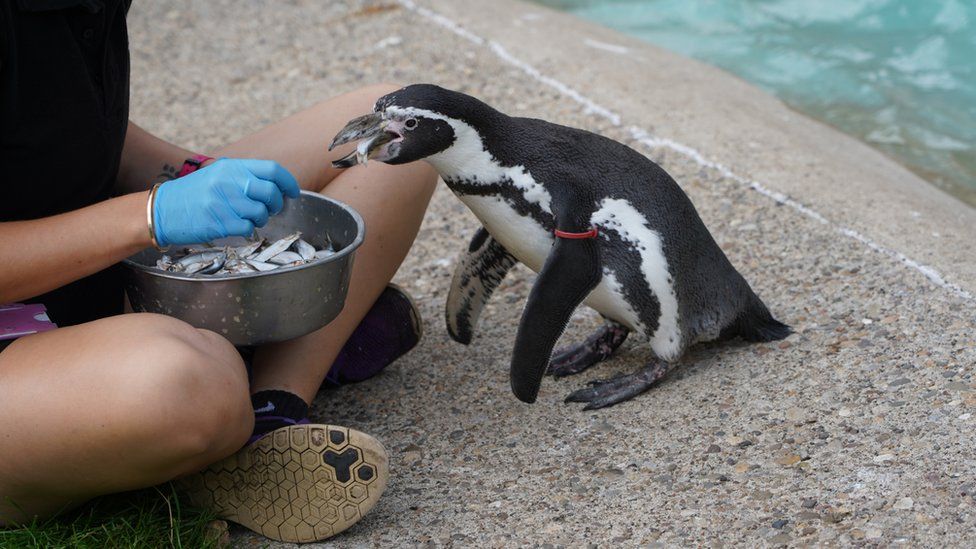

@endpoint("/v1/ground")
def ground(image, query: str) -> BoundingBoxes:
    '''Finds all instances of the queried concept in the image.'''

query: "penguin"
[329,84,791,410]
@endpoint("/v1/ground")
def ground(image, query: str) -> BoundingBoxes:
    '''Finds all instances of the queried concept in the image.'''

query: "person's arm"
[0,192,150,303]
[1,122,299,304]
[115,121,210,194]
[0,122,189,302]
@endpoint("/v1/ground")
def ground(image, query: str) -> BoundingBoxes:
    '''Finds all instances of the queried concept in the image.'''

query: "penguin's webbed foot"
[564,360,675,410]
[547,321,629,377]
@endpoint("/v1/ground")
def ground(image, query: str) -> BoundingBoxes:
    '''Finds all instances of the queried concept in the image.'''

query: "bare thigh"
[0,314,253,524]
[216,83,439,400]
[217,83,437,223]
[217,83,415,190]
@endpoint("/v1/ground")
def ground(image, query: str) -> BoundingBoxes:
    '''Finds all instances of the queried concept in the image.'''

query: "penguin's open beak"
[329,112,401,168]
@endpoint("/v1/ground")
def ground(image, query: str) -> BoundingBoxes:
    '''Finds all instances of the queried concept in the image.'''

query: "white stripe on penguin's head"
[384,106,553,215]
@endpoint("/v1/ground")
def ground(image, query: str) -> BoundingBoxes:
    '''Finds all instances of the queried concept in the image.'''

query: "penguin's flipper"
[445,227,518,344]
[510,235,602,403]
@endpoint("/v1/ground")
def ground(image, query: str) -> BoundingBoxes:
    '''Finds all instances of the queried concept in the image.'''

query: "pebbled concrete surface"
[129,0,976,546]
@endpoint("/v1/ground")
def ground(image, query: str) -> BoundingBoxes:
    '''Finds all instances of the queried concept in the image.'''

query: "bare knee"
[121,314,243,374]
[119,316,253,470]
[156,327,252,457]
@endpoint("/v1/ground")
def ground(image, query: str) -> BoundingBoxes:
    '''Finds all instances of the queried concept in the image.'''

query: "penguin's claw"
[546,348,592,377]
[583,372,628,387]
[547,322,629,377]
[565,374,633,401]
[565,361,675,410]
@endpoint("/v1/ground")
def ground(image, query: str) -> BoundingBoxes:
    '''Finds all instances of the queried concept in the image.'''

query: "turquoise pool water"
[534,0,976,206]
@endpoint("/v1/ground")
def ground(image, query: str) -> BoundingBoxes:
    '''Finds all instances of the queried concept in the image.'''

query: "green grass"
[0,483,227,549]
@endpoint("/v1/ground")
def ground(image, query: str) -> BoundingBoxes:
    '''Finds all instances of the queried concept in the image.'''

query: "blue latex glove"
[152,158,301,247]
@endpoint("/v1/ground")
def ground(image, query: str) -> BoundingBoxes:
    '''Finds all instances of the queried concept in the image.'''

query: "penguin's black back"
[479,115,790,346]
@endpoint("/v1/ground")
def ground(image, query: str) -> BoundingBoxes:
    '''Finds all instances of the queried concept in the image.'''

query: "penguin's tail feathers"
[731,297,792,343]
[740,315,792,342]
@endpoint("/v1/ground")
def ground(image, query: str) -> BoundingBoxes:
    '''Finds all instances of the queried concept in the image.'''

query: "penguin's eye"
[404,118,418,130]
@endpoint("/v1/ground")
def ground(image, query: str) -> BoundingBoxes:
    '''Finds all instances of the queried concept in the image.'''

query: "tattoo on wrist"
[155,163,180,183]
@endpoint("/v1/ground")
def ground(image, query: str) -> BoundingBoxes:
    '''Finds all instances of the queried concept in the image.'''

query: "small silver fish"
[269,251,304,265]
[156,255,173,270]
[356,138,372,165]
[182,245,224,256]
[234,239,265,259]
[174,251,227,271]
[217,259,257,275]
[252,232,301,263]
[150,230,341,277]
[245,259,279,272]
[313,248,335,260]
[181,263,204,274]
[183,259,217,275]
[294,239,316,261]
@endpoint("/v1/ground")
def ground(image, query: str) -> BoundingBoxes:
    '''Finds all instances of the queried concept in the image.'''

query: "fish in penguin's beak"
[329,112,401,168]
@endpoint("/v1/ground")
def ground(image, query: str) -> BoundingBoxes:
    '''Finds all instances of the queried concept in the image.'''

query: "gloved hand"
[152,158,301,247]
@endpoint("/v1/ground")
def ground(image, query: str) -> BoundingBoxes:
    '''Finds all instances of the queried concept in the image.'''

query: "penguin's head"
[329,84,497,168]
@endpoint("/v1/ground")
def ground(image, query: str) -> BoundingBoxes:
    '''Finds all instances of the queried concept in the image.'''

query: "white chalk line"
[397,0,485,46]
[396,0,974,303]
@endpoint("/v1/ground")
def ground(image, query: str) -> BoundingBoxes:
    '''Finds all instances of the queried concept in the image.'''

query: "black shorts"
[27,266,126,328]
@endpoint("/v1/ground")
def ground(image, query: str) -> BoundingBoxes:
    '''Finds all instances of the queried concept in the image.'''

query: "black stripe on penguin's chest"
[598,227,664,339]
[445,177,555,231]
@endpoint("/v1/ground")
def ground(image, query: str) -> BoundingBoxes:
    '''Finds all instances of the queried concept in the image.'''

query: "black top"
[1,0,131,326]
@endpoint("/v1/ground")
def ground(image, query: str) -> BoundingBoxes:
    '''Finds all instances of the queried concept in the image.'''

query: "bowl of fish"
[122,191,365,346]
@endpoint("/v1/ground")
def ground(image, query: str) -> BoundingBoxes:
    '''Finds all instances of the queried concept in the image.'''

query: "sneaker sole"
[178,424,389,543]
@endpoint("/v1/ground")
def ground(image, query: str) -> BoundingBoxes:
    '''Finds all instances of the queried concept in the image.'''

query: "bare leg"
[547,320,629,377]
[215,83,438,403]
[0,314,253,524]
[564,360,678,410]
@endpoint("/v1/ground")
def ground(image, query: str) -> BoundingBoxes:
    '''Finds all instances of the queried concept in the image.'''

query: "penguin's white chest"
[458,195,551,272]
[456,194,644,334]
[457,193,684,361]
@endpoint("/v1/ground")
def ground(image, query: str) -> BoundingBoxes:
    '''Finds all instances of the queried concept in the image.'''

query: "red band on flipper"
[554,227,599,239]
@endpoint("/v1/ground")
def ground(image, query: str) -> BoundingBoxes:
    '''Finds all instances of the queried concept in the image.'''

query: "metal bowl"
[122,191,365,346]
